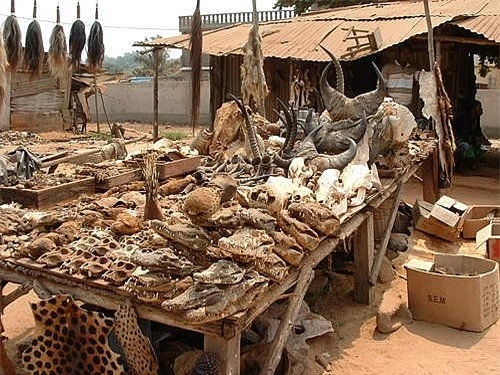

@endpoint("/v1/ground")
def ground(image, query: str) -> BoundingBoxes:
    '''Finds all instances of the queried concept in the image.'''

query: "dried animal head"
[277,211,320,252]
[246,183,284,215]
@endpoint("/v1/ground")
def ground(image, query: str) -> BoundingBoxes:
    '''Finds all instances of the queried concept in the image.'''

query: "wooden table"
[0,148,438,375]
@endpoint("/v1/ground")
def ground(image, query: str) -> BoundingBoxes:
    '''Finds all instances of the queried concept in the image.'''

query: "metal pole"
[153,49,160,141]
[423,0,435,69]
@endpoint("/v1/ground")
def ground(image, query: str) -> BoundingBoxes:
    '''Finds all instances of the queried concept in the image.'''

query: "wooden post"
[423,0,435,69]
[422,148,440,203]
[369,184,403,285]
[153,49,160,141]
[354,212,374,304]
[260,268,314,375]
[204,332,241,375]
[93,75,100,133]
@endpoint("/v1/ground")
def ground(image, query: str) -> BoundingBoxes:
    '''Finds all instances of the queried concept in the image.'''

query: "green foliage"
[161,131,187,141]
[103,35,181,76]
[274,0,401,15]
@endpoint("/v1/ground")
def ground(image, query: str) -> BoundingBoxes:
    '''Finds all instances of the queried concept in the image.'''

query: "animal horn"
[325,137,357,170]
[273,153,292,169]
[320,45,344,93]
[372,61,387,94]
[230,94,262,160]
[319,46,347,120]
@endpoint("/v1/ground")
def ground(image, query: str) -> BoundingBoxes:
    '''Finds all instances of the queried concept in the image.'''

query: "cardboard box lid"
[405,258,434,271]
[430,204,461,227]
[436,195,468,214]
[476,221,500,248]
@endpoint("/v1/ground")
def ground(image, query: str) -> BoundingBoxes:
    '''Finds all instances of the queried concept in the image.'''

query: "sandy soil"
[1,128,499,374]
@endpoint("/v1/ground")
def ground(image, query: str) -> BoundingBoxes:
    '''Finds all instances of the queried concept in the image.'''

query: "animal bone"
[288,157,314,186]
[102,259,137,286]
[277,211,320,252]
[288,202,340,236]
[193,260,245,285]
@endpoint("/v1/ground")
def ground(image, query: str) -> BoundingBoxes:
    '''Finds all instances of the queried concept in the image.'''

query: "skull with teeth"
[102,260,138,286]
[245,184,285,215]
[288,157,314,186]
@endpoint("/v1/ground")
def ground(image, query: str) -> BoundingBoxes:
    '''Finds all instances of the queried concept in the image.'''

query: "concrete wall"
[90,77,211,126]
[0,73,11,131]
[477,89,500,139]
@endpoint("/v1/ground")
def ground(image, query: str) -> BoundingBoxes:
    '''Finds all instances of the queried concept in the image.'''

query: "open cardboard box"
[413,196,468,242]
[463,205,500,239]
[476,221,500,262]
[406,254,499,332]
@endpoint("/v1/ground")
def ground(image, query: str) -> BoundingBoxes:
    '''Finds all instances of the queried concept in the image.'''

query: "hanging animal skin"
[24,0,44,78]
[48,4,68,80]
[87,2,105,73]
[3,0,23,71]
[69,1,86,72]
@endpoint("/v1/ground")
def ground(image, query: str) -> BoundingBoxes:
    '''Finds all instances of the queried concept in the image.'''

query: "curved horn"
[372,61,387,94]
[273,108,291,155]
[319,48,347,120]
[273,153,293,170]
[230,94,262,160]
[325,137,357,170]
[320,45,344,93]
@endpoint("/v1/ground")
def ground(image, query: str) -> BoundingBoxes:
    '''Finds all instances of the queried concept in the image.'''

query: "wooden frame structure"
[0,149,438,374]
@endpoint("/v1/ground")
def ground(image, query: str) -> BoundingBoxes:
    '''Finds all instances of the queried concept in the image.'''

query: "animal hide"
[24,19,44,78]
[48,23,67,81]
[2,14,22,71]
[69,18,85,71]
[87,21,104,73]
[241,8,269,114]
[0,28,7,112]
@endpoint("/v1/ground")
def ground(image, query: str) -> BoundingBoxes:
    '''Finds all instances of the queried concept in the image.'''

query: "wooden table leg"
[204,332,241,375]
[260,268,314,375]
[354,212,374,305]
[422,148,439,203]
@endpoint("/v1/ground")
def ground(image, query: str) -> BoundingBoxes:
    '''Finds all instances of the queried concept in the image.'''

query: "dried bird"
[141,153,164,220]
[24,0,44,78]
[3,0,22,71]
[69,1,86,72]
[87,1,105,73]
[190,0,202,136]
[48,4,68,81]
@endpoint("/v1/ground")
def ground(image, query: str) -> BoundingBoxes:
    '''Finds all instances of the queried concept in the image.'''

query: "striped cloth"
[382,61,418,106]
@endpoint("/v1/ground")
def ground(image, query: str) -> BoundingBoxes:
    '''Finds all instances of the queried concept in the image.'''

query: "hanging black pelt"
[69,20,85,72]
[24,20,44,78]
[3,15,22,71]
[87,22,104,73]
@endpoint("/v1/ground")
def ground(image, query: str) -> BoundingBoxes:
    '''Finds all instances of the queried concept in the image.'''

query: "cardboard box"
[406,254,499,332]
[476,221,500,262]
[463,205,500,239]
[413,196,468,242]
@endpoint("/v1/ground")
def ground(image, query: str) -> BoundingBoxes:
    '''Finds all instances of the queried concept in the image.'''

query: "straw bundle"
[48,5,68,81]
[24,0,44,78]
[3,1,22,71]
[87,2,105,73]
[69,2,86,72]
[190,0,202,136]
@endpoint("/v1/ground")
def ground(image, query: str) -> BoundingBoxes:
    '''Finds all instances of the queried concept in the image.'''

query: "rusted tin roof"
[137,0,499,61]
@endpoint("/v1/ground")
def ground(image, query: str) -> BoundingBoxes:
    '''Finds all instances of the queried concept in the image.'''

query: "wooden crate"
[125,156,201,180]
[95,169,142,191]
[0,177,95,209]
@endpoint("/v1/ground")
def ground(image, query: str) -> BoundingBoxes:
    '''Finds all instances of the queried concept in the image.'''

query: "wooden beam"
[153,49,160,141]
[369,184,403,285]
[204,332,241,375]
[422,148,440,203]
[354,212,374,304]
[423,0,435,69]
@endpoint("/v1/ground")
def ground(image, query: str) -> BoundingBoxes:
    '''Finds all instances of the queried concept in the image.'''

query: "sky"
[1,0,279,58]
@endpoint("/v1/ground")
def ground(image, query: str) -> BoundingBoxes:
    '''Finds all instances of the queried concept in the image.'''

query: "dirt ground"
[1,126,499,374]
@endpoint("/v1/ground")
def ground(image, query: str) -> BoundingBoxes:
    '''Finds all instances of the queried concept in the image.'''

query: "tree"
[274,0,402,15]
[103,35,181,76]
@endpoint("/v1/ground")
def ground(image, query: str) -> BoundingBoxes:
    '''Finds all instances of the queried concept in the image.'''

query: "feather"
[24,20,44,79]
[2,15,22,71]
[48,6,68,81]
[69,2,85,72]
[0,28,8,112]
[190,0,202,136]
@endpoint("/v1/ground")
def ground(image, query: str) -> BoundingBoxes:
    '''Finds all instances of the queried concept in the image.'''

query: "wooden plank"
[11,77,58,98]
[422,148,439,203]
[0,177,95,209]
[354,212,374,304]
[96,169,143,191]
[11,112,64,132]
[204,332,241,375]
[0,263,229,337]
[157,156,202,179]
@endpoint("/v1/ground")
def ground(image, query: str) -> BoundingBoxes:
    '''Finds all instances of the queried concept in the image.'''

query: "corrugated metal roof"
[452,15,500,42]
[137,0,499,61]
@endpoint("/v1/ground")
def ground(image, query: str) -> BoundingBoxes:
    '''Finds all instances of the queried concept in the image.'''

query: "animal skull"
[315,169,341,205]
[340,164,373,207]
[290,185,316,204]
[288,157,314,186]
